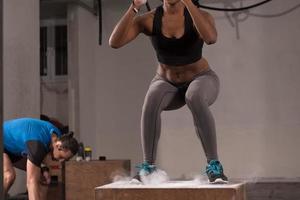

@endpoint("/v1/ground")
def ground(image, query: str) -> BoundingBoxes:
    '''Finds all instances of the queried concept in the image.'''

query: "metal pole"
[97,0,102,45]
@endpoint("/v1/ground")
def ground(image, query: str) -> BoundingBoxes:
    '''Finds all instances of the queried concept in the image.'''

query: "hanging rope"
[195,0,273,12]
[144,0,273,12]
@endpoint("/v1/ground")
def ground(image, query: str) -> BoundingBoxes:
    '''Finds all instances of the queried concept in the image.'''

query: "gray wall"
[3,0,40,194]
[69,0,300,179]
[40,1,69,125]
[3,0,40,119]
[41,81,69,125]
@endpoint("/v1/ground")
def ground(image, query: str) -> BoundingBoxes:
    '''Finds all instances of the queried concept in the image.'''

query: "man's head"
[51,132,79,162]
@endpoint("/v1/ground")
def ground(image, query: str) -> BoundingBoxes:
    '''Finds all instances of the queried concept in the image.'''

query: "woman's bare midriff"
[157,57,210,84]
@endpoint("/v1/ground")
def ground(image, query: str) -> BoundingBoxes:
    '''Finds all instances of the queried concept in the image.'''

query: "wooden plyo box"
[65,160,130,200]
[95,181,246,200]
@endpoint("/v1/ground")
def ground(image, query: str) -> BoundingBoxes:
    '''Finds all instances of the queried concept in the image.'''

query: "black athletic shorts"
[4,149,23,163]
[4,140,48,168]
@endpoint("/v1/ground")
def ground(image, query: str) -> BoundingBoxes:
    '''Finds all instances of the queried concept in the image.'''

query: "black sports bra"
[150,6,204,66]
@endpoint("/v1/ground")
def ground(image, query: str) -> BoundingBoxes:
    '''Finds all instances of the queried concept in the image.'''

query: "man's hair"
[60,132,79,155]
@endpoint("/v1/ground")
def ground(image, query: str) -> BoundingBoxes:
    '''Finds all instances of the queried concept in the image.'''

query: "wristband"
[192,0,201,7]
[132,1,139,13]
[41,165,50,173]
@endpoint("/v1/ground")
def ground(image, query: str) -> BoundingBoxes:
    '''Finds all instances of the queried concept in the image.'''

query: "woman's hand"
[181,0,200,7]
[133,0,147,9]
[181,0,192,5]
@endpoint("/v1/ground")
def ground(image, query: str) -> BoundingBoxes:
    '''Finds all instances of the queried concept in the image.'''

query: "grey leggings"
[141,69,220,164]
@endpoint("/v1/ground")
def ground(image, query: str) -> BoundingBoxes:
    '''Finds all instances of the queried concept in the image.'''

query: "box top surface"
[96,180,245,189]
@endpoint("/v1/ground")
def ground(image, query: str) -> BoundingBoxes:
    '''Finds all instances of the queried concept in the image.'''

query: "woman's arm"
[181,0,217,45]
[109,0,147,48]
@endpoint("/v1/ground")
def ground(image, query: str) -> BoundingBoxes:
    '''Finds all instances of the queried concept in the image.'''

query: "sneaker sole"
[129,178,143,184]
[209,178,228,184]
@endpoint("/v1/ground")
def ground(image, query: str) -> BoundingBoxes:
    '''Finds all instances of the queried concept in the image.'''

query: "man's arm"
[26,141,49,200]
[27,159,41,200]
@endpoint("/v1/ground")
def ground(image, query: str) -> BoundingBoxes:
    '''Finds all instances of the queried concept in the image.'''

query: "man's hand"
[40,171,51,186]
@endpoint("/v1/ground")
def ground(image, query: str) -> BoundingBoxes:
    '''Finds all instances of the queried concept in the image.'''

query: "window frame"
[40,19,68,83]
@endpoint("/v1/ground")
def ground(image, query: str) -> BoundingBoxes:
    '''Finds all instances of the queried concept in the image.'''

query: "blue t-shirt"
[3,118,62,166]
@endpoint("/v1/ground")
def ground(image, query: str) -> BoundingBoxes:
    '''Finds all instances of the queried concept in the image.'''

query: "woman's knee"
[185,88,206,106]
[147,80,176,96]
[185,81,219,106]
[143,81,177,110]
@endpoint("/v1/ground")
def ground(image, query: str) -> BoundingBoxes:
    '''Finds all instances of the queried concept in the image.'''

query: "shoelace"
[136,162,156,174]
[205,160,223,176]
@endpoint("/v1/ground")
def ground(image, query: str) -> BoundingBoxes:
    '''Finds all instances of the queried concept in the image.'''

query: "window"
[40,19,67,82]
[55,25,68,76]
[40,26,48,76]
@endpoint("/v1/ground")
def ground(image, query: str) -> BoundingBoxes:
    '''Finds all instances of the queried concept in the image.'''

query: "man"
[3,118,79,199]
[109,0,227,183]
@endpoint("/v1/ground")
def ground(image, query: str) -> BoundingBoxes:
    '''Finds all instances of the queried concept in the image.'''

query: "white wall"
[68,4,98,141]
[3,0,40,194]
[69,0,300,179]
[41,81,69,125]
[3,0,40,119]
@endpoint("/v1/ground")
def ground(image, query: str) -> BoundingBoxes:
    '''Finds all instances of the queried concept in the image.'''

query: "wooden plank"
[65,160,130,200]
[246,178,300,200]
[95,181,246,200]
[47,182,64,200]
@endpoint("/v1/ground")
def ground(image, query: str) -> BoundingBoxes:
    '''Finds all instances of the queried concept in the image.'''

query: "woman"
[109,0,228,183]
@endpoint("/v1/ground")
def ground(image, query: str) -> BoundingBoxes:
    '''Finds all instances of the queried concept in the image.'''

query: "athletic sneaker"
[206,160,228,184]
[132,162,156,182]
